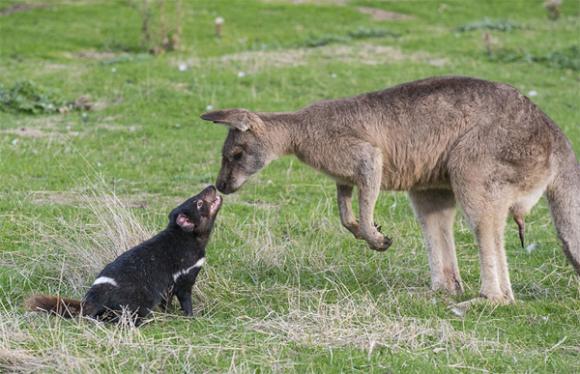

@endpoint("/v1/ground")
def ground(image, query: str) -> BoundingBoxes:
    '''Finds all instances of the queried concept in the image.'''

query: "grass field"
[1,0,579,372]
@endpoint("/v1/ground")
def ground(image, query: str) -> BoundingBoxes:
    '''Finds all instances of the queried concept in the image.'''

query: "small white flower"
[11,138,18,146]
[215,17,224,25]
[178,63,187,72]
[528,90,538,97]
[111,67,117,73]
[330,73,337,79]
[237,71,246,78]
[206,104,214,111]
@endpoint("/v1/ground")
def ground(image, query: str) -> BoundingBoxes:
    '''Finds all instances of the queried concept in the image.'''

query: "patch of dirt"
[317,44,407,64]
[72,50,122,60]
[357,7,413,21]
[94,124,140,132]
[176,43,446,73]
[176,49,308,74]
[2,116,139,141]
[0,3,48,16]
[1,127,47,139]
[316,44,447,66]
[0,117,77,140]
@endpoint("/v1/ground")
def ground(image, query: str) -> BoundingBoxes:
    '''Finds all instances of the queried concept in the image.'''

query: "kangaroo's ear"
[200,109,263,132]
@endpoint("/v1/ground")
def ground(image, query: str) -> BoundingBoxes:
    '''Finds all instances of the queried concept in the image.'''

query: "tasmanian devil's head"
[169,185,222,235]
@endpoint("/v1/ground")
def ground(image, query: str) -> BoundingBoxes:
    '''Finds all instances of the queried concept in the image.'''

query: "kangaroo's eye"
[232,152,243,161]
[196,200,203,209]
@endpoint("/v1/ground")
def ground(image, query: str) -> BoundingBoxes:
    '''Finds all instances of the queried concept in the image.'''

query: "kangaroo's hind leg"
[451,175,514,303]
[409,189,463,295]
[462,199,512,302]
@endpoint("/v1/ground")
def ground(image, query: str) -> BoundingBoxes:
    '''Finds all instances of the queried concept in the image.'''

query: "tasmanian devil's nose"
[217,181,226,192]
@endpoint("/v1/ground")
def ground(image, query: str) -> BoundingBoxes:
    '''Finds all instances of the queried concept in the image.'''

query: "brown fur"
[201,76,580,303]
[25,295,83,318]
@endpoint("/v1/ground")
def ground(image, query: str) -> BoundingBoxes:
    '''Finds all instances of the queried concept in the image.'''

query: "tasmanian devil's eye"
[233,152,243,161]
[196,200,203,208]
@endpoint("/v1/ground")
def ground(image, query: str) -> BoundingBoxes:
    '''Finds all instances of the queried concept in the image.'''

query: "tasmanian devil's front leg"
[355,147,392,251]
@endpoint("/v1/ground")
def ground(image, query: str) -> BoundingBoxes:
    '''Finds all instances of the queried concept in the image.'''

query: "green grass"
[1,0,579,372]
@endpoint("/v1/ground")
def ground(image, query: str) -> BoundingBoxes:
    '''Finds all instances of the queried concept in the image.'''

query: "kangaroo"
[26,186,222,321]
[200,76,579,304]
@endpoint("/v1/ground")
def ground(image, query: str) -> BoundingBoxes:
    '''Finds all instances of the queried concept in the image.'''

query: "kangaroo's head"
[201,109,279,194]
[169,185,222,235]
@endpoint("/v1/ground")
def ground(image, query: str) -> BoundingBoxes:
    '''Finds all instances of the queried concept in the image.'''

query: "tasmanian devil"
[26,185,222,320]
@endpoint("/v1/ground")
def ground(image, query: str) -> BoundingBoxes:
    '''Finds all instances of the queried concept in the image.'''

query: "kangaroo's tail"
[25,295,83,318]
[546,155,580,274]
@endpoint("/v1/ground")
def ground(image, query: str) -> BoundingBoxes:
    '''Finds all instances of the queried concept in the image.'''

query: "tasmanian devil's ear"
[176,213,195,232]
[200,109,264,132]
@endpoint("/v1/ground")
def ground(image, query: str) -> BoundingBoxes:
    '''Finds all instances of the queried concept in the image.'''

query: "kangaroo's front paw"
[367,234,392,252]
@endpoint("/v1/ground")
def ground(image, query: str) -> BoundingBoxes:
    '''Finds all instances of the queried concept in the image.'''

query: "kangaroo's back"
[303,76,564,190]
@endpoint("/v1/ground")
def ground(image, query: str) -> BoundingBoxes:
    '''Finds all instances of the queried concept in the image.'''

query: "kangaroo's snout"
[216,181,228,194]
[216,180,237,194]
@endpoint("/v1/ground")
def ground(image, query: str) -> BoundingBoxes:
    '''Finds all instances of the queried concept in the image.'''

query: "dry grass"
[357,7,414,21]
[54,187,153,292]
[249,289,507,355]
[18,182,155,294]
[0,309,174,372]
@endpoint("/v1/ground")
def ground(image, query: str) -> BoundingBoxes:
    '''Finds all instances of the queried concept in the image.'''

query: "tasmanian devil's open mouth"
[208,195,222,216]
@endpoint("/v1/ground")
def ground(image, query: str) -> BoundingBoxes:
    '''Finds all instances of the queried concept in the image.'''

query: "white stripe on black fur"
[173,257,205,282]
[92,276,119,287]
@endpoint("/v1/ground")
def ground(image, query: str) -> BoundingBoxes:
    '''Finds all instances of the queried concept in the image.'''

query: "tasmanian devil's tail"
[546,154,580,274]
[25,295,83,318]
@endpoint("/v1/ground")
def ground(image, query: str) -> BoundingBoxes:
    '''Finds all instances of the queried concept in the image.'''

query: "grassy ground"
[1,0,579,372]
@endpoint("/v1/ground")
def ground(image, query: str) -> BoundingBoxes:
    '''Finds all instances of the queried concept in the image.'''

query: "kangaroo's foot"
[432,271,464,295]
[480,288,515,304]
